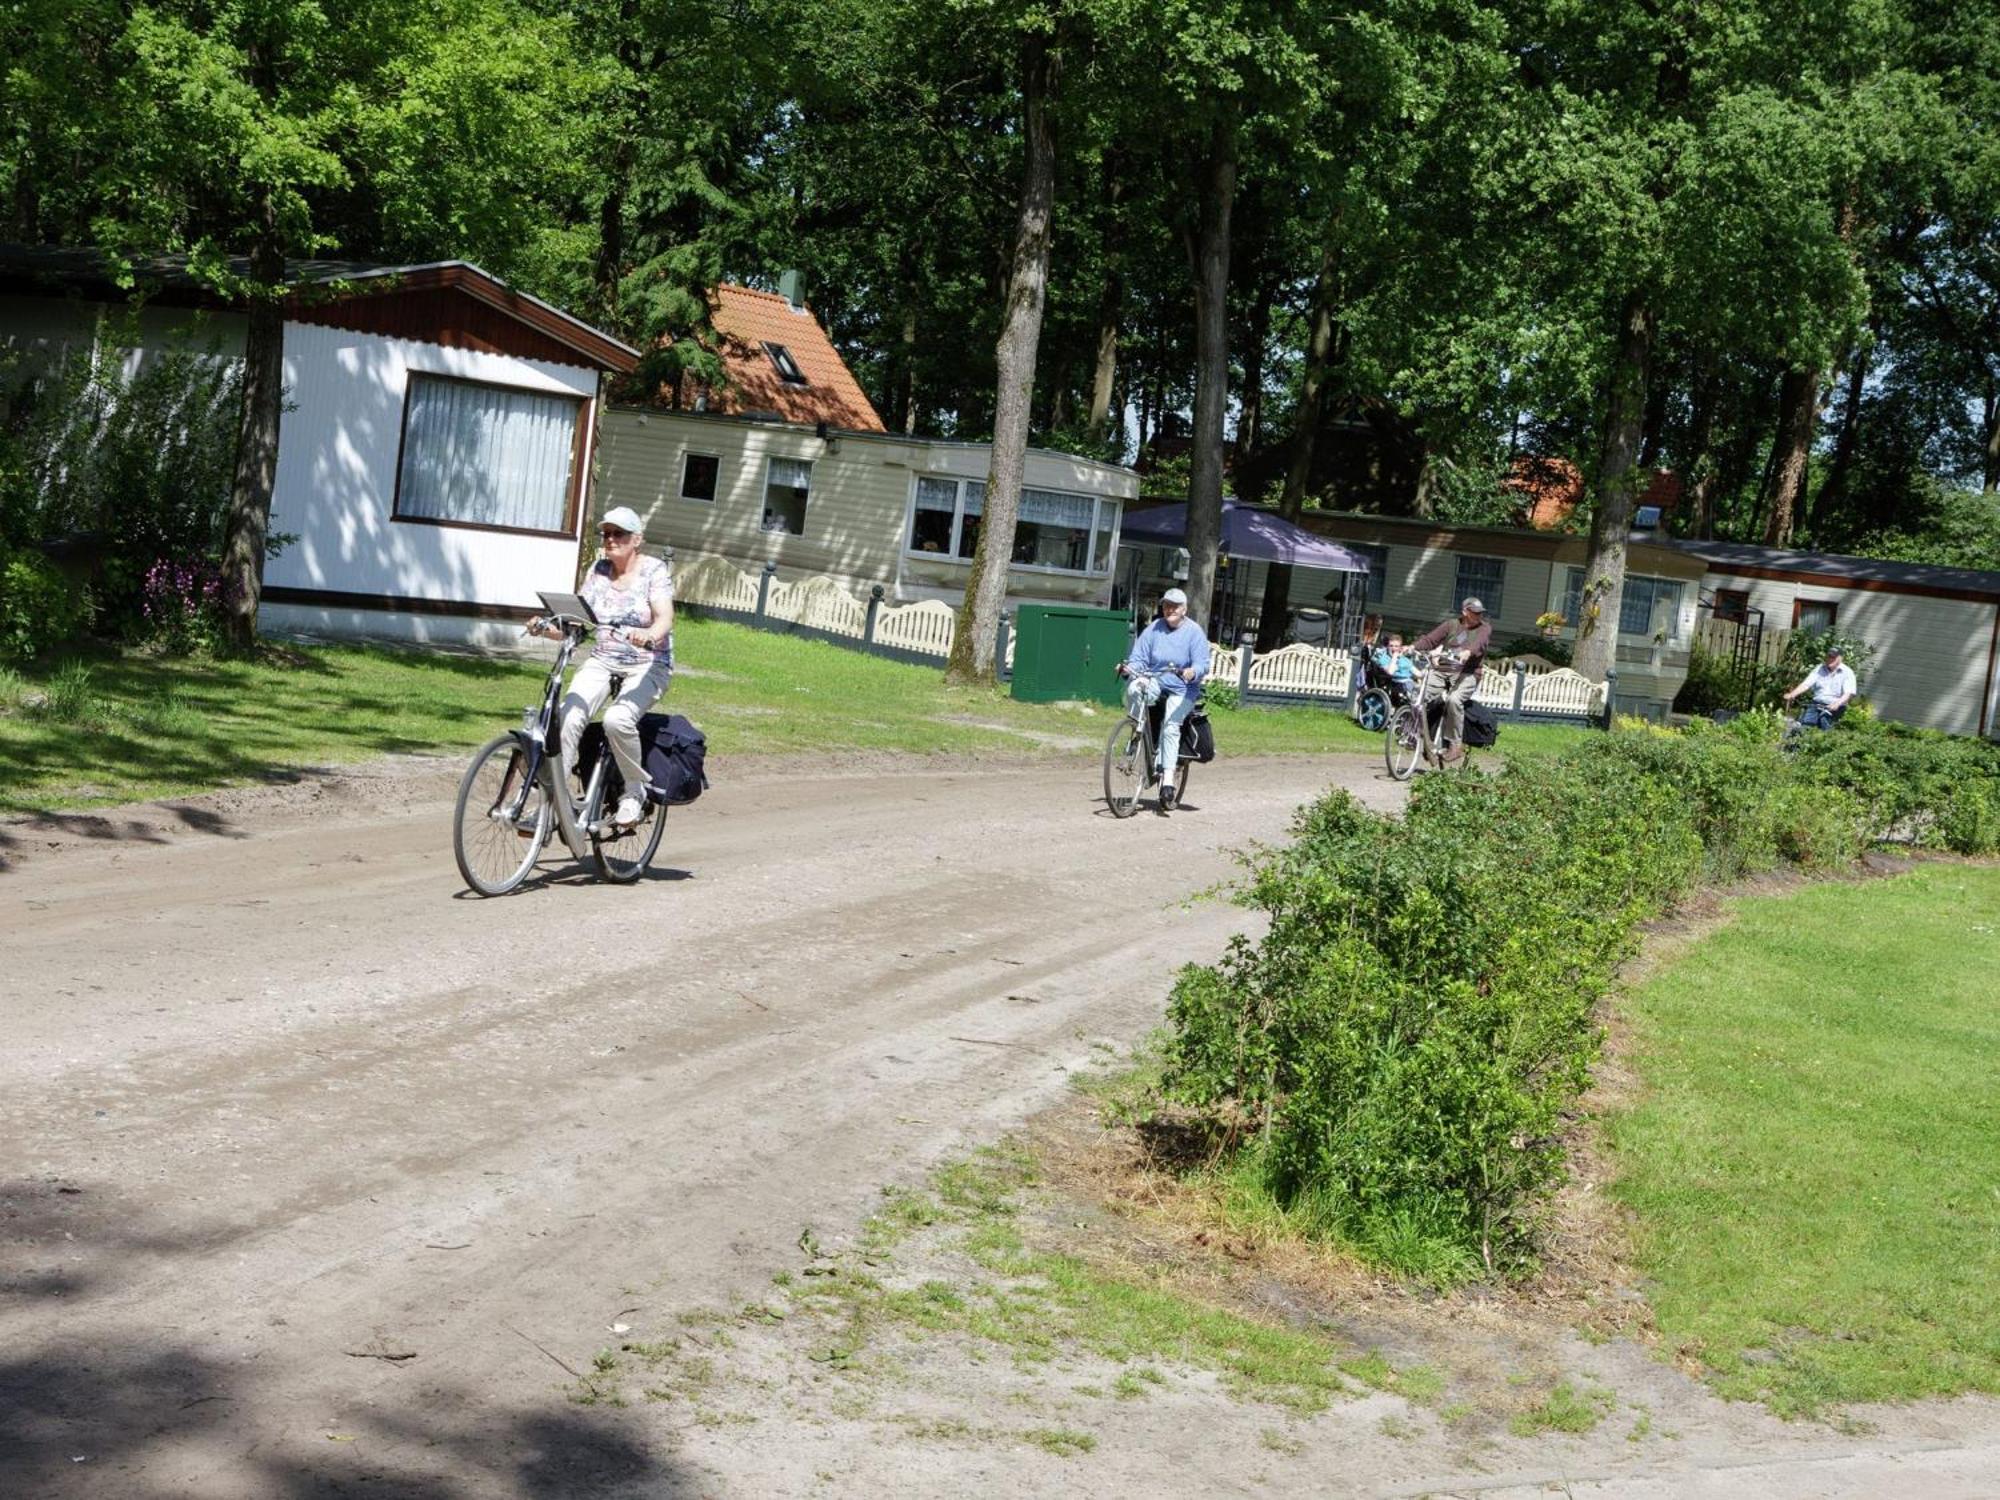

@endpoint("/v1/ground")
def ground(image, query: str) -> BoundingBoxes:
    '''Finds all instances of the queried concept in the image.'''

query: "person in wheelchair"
[1366,632,1417,708]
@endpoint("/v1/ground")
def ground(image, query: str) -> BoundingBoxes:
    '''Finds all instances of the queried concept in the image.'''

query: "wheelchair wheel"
[1356,688,1391,732]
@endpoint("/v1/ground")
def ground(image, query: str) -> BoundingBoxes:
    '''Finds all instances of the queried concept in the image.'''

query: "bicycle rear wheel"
[591,792,667,883]
[1103,717,1147,818]
[454,734,550,895]
[1385,705,1424,781]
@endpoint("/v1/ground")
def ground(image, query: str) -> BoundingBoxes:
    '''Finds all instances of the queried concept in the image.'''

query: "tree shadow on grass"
[0,1177,699,1499]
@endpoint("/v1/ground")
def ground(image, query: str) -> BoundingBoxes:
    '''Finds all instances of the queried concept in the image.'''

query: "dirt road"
[1,753,1395,1497]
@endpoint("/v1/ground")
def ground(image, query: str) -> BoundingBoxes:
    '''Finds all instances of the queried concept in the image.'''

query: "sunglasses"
[600,528,631,541]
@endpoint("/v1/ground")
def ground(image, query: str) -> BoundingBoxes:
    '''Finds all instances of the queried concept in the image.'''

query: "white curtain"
[915,476,958,512]
[397,375,580,531]
[1021,488,1094,528]
[768,455,814,493]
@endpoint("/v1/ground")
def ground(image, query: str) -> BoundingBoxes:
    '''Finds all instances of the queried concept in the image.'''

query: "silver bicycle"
[451,600,667,895]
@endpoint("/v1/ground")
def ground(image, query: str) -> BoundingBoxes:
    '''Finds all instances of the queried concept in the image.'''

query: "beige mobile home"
[595,408,1136,607]
[1196,512,1706,719]
[1675,539,2000,739]
[594,282,1135,608]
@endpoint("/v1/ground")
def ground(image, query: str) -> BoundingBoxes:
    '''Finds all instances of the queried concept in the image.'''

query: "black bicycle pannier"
[1181,710,1217,763]
[639,713,709,804]
[575,713,710,805]
[1422,696,1501,748]
[1462,699,1500,747]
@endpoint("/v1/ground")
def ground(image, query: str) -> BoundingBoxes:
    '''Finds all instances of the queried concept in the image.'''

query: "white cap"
[1460,596,1485,615]
[600,506,644,535]
[1161,587,1189,607]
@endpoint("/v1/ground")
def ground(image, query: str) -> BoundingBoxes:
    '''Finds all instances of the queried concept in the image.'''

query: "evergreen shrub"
[1158,719,2000,1281]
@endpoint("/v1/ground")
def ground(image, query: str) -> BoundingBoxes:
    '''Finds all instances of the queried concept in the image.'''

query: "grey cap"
[1460,597,1486,616]
[1161,587,1189,607]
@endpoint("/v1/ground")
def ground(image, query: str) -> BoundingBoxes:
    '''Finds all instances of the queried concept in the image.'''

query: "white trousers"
[560,657,672,794]
[1125,675,1197,775]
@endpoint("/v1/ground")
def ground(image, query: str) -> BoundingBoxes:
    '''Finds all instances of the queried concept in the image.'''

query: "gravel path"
[1,752,1396,1497]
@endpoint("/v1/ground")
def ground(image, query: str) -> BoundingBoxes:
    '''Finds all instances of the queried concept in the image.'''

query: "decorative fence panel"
[667,552,1612,723]
[1246,642,1353,701]
[876,598,957,657]
[676,553,761,613]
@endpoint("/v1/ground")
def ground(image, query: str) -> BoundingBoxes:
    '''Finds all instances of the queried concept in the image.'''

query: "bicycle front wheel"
[454,733,550,896]
[1103,717,1146,818]
[1385,705,1424,781]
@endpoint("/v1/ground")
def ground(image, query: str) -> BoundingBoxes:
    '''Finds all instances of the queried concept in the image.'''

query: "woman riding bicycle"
[1119,587,1210,811]
[526,505,673,829]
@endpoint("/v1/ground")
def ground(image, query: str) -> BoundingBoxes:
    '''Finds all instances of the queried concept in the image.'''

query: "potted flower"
[1534,610,1567,638]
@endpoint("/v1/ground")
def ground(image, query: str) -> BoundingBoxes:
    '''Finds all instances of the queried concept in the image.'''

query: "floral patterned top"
[581,555,674,672]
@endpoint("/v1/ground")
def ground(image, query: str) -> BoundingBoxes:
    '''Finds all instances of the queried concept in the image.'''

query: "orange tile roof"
[674,284,884,432]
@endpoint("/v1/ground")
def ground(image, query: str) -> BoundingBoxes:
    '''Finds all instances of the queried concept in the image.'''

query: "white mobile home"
[1,249,639,649]
[1675,539,2000,739]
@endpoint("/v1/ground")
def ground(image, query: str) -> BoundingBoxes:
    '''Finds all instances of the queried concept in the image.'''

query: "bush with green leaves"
[1,329,243,641]
[1158,717,2000,1282]
[0,548,94,663]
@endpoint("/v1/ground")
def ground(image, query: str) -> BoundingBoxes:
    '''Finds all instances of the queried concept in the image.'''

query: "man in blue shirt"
[1121,587,1211,811]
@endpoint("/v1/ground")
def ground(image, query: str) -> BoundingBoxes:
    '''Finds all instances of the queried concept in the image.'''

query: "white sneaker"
[613,795,645,828]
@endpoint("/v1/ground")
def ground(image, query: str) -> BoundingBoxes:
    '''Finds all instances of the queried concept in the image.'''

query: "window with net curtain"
[395,374,581,533]
[1563,567,1686,638]
[906,478,1116,573]
[762,455,813,535]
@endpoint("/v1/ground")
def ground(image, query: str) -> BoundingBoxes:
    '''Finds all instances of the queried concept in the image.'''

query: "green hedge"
[1158,716,2000,1283]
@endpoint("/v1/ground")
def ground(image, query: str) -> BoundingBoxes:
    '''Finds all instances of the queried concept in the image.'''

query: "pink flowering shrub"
[140,556,229,654]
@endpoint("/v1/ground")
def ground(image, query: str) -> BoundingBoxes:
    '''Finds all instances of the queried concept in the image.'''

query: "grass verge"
[0,616,1502,812]
[1607,862,2000,1415]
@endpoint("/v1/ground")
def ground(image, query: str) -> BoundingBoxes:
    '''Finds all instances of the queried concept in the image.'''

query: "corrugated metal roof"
[1671,537,2000,600]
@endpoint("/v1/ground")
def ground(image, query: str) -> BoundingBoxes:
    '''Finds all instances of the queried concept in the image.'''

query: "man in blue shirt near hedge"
[1121,587,1211,811]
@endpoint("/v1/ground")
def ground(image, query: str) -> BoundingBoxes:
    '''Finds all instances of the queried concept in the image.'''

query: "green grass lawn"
[1608,863,2000,1415]
[0,614,1570,813]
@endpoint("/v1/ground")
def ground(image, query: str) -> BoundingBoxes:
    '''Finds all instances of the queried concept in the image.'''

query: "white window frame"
[762,454,814,536]
[1453,553,1507,620]
[679,450,721,504]
[901,475,1122,577]
[1347,542,1388,604]
[1562,566,1689,641]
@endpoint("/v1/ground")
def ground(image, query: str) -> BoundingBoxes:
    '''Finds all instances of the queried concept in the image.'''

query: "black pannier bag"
[574,713,710,806]
[1181,709,1218,763]
[1423,696,1501,748]
[1146,697,1217,764]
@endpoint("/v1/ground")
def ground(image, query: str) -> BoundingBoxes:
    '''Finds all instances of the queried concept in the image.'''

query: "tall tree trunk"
[220,210,285,653]
[882,294,919,435]
[1255,235,1339,650]
[1183,113,1237,637]
[1761,364,1819,548]
[1982,384,1999,493]
[1572,291,1654,686]
[945,32,1058,685]
[1682,359,1720,539]
[1234,279,1273,467]
[1810,335,1872,533]
[1637,369,1672,470]
[1085,270,1121,446]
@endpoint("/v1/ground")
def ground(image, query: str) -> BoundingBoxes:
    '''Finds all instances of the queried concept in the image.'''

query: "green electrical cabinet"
[1009,604,1132,706]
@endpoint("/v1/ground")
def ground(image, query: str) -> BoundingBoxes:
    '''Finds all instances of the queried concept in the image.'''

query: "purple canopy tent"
[1116,500,1373,572]
[1116,501,1372,643]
